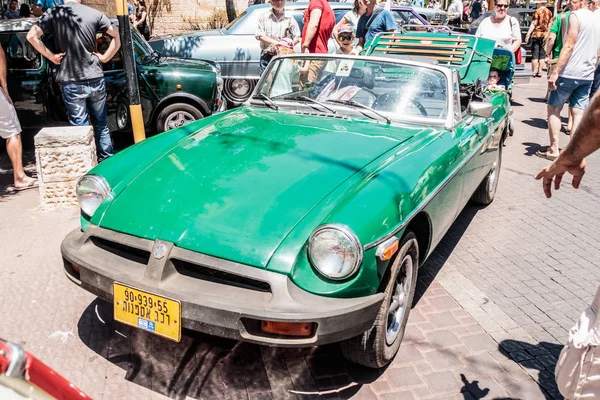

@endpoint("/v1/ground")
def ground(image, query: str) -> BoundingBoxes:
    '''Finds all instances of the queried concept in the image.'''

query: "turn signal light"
[71,263,80,274]
[260,321,314,337]
[376,237,399,261]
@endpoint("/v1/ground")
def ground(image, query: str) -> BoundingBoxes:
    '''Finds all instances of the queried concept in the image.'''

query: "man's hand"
[535,155,586,198]
[49,52,65,65]
[548,72,558,91]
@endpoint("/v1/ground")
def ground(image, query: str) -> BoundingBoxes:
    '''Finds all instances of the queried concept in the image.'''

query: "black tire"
[156,103,204,134]
[340,232,419,369]
[471,145,502,205]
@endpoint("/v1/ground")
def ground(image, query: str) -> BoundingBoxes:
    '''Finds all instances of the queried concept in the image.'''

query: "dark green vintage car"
[0,18,224,134]
[61,32,511,368]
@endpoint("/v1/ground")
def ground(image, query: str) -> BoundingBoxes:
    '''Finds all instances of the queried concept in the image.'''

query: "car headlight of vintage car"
[76,175,111,217]
[308,224,363,280]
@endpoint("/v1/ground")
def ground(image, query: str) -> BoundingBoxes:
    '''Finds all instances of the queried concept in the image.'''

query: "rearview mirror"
[468,102,493,118]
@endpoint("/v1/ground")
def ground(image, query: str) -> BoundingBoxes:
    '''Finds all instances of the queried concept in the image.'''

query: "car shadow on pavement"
[498,339,564,400]
[77,298,389,399]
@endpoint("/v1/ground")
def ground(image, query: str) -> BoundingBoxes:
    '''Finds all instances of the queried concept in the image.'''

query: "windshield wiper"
[327,99,391,124]
[280,95,337,115]
[253,93,279,110]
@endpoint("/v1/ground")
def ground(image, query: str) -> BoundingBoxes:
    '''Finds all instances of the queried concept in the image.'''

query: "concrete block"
[35,126,97,210]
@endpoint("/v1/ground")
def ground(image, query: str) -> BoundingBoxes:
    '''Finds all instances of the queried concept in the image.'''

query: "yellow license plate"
[113,283,182,342]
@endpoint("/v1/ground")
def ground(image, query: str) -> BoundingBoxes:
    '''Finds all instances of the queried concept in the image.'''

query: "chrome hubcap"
[231,79,251,97]
[386,255,413,345]
[165,110,195,131]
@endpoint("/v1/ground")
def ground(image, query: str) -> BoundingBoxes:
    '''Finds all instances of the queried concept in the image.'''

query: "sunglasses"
[339,35,353,41]
[496,4,509,8]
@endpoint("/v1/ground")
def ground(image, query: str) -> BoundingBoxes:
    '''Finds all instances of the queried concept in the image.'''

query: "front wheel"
[156,103,204,134]
[340,232,419,368]
[471,145,502,205]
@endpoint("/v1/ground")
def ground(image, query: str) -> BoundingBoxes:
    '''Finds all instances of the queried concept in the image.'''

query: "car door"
[1,31,47,127]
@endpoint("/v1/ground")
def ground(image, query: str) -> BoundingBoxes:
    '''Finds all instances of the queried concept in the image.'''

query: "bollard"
[34,126,97,210]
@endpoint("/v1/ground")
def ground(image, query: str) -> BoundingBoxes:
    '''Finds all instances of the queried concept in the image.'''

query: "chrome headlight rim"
[307,223,363,281]
[76,174,111,218]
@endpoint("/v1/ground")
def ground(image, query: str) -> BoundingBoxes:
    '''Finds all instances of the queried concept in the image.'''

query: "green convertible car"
[61,32,511,368]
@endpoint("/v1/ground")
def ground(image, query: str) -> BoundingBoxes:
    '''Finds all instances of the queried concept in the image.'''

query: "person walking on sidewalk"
[537,0,600,161]
[26,0,120,162]
[255,0,300,74]
[0,46,37,191]
[525,0,552,77]
[475,0,522,52]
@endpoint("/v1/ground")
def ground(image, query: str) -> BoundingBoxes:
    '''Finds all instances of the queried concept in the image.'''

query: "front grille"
[90,237,151,265]
[172,259,271,293]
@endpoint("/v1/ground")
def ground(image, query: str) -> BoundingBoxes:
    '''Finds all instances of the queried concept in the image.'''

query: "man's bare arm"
[563,94,600,161]
[545,32,556,58]
[548,14,578,90]
[302,8,322,52]
[26,25,65,65]
[94,24,121,63]
[535,93,600,197]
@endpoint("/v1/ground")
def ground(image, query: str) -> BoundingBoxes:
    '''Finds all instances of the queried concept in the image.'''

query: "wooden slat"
[431,56,463,62]
[376,47,466,56]
[376,41,468,49]
[380,35,469,42]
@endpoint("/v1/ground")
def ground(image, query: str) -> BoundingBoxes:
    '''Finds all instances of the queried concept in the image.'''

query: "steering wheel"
[410,99,428,117]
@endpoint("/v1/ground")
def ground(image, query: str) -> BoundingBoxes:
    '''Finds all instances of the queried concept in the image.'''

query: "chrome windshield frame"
[251,53,455,128]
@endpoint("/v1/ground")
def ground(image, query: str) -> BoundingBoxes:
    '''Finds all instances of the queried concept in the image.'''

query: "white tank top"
[561,9,600,80]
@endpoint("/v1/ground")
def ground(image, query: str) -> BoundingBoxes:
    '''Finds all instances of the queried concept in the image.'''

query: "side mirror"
[468,102,493,118]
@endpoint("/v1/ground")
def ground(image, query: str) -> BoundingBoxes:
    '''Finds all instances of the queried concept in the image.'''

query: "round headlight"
[308,224,363,280]
[76,175,111,217]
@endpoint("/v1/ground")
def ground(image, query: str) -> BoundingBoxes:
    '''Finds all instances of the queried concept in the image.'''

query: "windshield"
[257,56,448,122]
[391,10,425,25]
[131,27,156,62]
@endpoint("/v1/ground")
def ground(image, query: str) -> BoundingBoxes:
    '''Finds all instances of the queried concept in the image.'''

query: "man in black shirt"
[27,0,120,161]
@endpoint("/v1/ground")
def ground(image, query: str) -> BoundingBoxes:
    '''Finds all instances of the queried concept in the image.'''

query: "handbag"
[509,17,522,64]
[555,285,600,399]
[514,47,523,65]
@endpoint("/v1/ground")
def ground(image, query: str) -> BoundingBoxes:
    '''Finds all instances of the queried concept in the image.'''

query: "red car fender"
[1,339,91,400]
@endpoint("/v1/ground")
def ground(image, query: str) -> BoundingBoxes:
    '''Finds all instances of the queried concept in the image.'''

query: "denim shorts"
[548,76,593,110]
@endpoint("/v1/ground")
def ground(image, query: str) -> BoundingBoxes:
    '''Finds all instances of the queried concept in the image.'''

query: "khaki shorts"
[0,88,21,140]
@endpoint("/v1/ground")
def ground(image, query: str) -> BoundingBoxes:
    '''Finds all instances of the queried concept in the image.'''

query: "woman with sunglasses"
[475,0,522,53]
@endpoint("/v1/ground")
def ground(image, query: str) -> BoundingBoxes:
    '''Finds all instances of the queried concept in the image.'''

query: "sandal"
[535,150,558,161]
[14,179,38,191]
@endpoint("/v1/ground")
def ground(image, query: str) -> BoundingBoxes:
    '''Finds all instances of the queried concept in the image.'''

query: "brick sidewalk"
[2,83,594,399]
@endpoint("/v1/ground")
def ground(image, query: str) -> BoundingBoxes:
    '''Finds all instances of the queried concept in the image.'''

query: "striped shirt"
[255,9,300,51]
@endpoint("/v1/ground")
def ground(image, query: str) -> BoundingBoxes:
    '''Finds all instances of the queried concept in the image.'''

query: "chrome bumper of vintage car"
[61,226,383,347]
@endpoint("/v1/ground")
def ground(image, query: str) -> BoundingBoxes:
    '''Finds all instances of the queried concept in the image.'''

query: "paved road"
[1,82,597,399]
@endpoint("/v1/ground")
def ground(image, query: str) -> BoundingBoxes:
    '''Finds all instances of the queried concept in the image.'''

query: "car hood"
[97,108,411,268]
[154,56,218,72]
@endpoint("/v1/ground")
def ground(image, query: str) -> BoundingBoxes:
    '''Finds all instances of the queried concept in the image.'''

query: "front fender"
[152,92,211,122]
